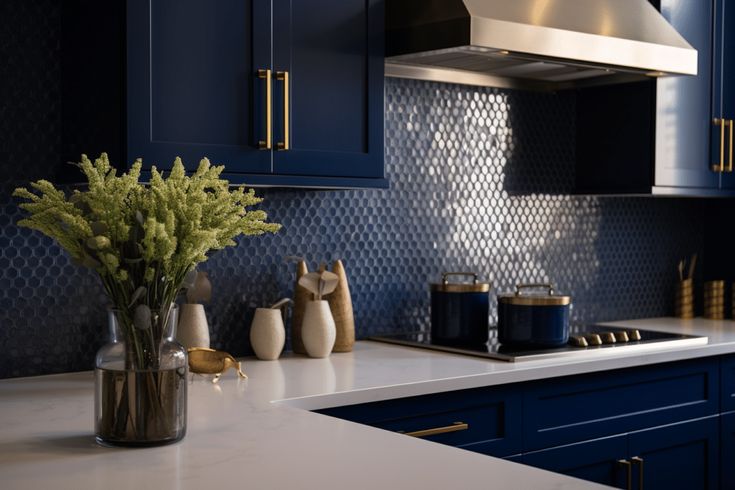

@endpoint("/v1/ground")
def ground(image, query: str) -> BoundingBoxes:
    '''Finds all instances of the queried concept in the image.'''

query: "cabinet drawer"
[316,386,521,457]
[721,356,735,412]
[524,358,719,451]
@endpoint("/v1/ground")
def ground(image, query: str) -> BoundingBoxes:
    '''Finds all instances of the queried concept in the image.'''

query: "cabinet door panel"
[127,0,272,173]
[522,435,628,489]
[272,0,384,179]
[722,412,735,490]
[722,355,735,412]
[717,0,735,188]
[655,0,718,189]
[628,416,719,490]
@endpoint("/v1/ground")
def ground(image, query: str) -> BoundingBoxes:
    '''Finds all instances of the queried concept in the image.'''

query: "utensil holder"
[704,280,725,319]
[674,279,694,319]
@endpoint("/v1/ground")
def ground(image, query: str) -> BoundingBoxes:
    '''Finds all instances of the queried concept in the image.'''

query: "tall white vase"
[301,301,336,358]
[249,308,286,360]
[176,303,210,349]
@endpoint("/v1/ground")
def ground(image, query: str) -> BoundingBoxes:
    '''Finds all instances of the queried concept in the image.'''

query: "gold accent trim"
[714,118,725,172]
[187,347,247,383]
[401,421,468,438]
[430,272,490,292]
[618,460,632,490]
[258,69,272,150]
[729,119,733,172]
[631,456,644,490]
[498,283,570,306]
[276,71,290,151]
[431,283,491,293]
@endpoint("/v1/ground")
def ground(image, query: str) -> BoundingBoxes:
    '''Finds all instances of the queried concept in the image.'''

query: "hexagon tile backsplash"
[0,76,707,378]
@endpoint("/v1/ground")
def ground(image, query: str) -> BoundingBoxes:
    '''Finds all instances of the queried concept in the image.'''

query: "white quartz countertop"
[3,317,735,490]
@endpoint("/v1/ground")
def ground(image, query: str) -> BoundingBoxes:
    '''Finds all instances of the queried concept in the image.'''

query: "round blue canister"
[497,284,571,347]
[430,272,490,345]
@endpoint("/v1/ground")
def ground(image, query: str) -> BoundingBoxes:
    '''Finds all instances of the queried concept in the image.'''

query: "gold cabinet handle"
[257,69,272,150]
[713,118,726,172]
[617,460,632,490]
[631,456,644,490]
[400,421,468,438]
[728,119,733,172]
[276,71,290,151]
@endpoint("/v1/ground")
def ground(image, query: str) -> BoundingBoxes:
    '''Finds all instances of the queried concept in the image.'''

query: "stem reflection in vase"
[95,305,187,446]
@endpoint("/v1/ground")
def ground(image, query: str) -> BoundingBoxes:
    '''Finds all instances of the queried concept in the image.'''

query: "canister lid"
[430,272,491,293]
[498,283,571,306]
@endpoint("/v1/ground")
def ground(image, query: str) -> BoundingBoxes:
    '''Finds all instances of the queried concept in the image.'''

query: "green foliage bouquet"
[14,154,281,370]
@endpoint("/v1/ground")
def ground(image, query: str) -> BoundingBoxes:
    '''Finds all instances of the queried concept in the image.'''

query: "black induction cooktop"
[370,325,707,362]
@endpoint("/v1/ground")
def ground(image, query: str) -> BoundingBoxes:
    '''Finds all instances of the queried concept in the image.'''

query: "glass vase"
[94,305,188,446]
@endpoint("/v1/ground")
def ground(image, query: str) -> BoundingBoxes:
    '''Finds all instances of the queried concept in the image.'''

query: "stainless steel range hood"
[386,0,698,91]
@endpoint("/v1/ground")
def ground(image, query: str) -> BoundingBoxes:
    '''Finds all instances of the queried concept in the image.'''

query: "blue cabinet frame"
[127,0,386,189]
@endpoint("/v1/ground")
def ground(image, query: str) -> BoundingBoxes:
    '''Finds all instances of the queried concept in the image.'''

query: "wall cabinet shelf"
[575,0,735,197]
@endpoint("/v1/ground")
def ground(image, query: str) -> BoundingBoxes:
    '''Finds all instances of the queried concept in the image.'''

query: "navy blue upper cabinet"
[127,0,386,188]
[715,0,735,189]
[576,0,735,196]
[654,0,719,191]
[271,0,384,180]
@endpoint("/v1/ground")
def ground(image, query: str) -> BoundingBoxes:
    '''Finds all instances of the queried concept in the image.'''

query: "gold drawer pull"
[400,421,469,438]
[257,69,272,150]
[617,460,632,490]
[276,70,290,151]
[728,119,733,172]
[631,456,644,490]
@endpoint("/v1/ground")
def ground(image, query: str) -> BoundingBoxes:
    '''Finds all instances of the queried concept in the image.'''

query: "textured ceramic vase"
[250,308,286,360]
[291,260,310,354]
[301,301,336,358]
[176,304,210,349]
[328,260,355,352]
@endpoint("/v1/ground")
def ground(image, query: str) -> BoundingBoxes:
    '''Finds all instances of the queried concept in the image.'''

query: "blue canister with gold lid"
[497,283,571,347]
[430,272,490,345]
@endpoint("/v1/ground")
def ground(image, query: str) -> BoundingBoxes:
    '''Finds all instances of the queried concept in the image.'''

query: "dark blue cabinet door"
[522,435,628,489]
[628,416,719,490]
[723,412,735,490]
[127,0,272,173]
[271,0,384,179]
[655,0,719,189]
[716,0,735,189]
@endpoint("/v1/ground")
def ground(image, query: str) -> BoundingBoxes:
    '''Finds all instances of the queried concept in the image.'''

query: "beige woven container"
[675,279,694,319]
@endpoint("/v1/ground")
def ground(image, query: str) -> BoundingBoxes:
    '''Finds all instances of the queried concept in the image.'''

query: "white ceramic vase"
[250,308,286,360]
[301,301,336,358]
[176,303,210,349]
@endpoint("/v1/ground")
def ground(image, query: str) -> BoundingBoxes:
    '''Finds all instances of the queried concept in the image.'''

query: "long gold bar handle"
[728,119,733,172]
[713,118,726,172]
[617,460,632,490]
[257,69,272,150]
[276,71,290,151]
[631,456,644,490]
[400,421,468,438]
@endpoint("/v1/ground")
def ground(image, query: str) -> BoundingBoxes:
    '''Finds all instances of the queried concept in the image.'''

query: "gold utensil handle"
[631,456,644,490]
[276,71,290,151]
[617,460,632,490]
[401,421,468,438]
[258,69,272,150]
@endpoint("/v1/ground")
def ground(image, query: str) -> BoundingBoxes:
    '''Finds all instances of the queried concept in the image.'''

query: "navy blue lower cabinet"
[315,386,522,457]
[722,412,735,490]
[523,358,719,451]
[628,416,719,490]
[721,355,735,412]
[522,434,628,489]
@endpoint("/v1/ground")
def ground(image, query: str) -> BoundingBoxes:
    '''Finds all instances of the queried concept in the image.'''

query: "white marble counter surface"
[2,317,734,490]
